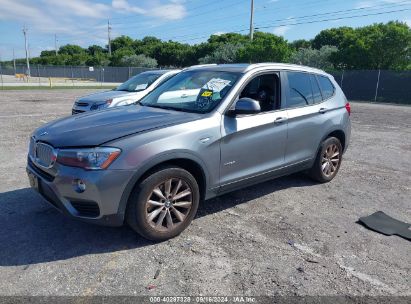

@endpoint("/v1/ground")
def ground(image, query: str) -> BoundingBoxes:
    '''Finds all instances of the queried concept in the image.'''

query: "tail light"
[345,102,351,116]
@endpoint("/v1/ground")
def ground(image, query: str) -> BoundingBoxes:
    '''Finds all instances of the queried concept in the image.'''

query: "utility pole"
[23,25,30,76]
[107,19,112,56]
[54,34,58,55]
[249,0,254,41]
[13,48,16,75]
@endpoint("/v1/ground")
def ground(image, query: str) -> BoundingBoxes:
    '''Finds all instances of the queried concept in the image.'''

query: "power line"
[177,7,411,43]
[163,2,411,42]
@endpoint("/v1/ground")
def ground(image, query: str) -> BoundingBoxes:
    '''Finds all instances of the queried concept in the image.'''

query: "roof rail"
[183,64,217,70]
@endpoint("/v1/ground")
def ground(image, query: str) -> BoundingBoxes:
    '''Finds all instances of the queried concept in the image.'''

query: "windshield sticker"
[203,78,231,92]
[201,90,213,97]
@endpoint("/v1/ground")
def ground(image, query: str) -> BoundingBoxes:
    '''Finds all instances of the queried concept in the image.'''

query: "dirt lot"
[0,89,410,297]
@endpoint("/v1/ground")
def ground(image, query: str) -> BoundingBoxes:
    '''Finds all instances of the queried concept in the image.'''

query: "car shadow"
[0,174,315,266]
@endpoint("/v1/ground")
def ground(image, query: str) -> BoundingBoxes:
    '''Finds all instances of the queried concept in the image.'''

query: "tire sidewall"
[317,137,343,182]
[127,167,200,241]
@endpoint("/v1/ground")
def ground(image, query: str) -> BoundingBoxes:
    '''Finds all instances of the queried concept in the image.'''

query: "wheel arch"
[117,151,209,223]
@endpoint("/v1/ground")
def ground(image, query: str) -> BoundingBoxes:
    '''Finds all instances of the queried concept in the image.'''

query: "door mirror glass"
[230,98,261,115]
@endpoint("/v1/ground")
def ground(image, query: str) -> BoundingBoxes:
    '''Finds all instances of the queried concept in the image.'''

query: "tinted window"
[116,73,162,92]
[286,72,313,108]
[310,74,323,104]
[317,75,335,99]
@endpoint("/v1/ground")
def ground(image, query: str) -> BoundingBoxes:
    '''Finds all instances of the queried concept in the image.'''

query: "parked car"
[27,63,351,241]
[71,69,180,114]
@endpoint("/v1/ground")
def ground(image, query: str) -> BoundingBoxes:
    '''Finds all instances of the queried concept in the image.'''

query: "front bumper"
[26,157,134,226]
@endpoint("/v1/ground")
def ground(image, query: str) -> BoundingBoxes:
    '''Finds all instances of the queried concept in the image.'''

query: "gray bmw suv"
[27,63,351,241]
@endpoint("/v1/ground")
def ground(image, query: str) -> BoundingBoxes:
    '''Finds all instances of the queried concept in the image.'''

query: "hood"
[33,105,202,147]
[77,90,135,103]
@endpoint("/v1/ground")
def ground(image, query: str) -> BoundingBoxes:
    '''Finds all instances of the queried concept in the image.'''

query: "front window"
[139,70,241,113]
[116,73,162,92]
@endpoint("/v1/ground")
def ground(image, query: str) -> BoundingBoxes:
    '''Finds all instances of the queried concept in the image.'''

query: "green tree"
[87,45,106,55]
[58,44,86,56]
[237,32,292,63]
[121,54,158,68]
[290,46,337,70]
[290,39,312,50]
[110,36,134,53]
[110,47,135,66]
[312,27,354,49]
[199,43,244,64]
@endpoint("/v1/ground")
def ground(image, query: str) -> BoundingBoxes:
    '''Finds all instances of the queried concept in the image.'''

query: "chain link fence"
[0,64,410,104]
[0,64,156,87]
[330,70,411,104]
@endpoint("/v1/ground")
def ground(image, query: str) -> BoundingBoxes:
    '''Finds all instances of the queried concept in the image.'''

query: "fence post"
[71,66,74,87]
[128,66,131,79]
[340,70,345,89]
[374,69,381,102]
[37,64,41,87]
[0,64,3,90]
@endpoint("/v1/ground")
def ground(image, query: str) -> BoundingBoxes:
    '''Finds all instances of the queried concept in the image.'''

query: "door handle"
[319,108,328,114]
[181,94,188,98]
[274,117,288,124]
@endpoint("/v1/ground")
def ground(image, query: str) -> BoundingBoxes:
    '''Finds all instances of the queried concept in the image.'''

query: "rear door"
[284,71,332,165]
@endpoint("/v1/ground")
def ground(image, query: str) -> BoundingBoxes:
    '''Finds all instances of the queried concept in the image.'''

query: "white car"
[72,69,180,114]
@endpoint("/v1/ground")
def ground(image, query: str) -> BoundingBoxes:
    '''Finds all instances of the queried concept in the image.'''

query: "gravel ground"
[0,90,410,297]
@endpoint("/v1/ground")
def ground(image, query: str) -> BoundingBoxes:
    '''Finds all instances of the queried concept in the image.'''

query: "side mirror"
[229,98,261,115]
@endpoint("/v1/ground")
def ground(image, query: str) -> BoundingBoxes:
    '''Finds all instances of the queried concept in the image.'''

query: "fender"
[115,150,212,222]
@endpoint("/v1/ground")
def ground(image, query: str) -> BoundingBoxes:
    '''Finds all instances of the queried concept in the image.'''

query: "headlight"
[90,99,113,111]
[56,147,121,170]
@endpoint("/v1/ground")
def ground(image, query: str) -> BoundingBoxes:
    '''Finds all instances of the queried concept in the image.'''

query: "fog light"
[73,179,86,193]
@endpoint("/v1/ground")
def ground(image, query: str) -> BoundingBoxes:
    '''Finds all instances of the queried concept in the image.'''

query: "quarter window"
[286,72,313,108]
[317,75,335,100]
[310,74,323,104]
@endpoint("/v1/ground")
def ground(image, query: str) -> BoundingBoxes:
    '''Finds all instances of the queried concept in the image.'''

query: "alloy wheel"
[321,143,340,177]
[145,178,193,232]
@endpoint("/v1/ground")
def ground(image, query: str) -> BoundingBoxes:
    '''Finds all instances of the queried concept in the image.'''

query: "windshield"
[139,70,240,113]
[116,72,162,92]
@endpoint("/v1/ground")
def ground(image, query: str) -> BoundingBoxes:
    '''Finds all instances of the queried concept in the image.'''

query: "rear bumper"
[26,158,135,227]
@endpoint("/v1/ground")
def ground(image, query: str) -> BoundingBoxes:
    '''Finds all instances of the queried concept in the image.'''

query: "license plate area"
[28,171,39,190]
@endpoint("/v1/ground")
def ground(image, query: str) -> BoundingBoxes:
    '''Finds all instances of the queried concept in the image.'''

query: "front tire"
[309,137,343,183]
[126,166,200,241]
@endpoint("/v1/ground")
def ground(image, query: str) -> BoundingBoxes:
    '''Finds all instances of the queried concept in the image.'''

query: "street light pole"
[249,0,254,41]
[23,25,30,77]
[108,19,112,55]
[55,34,58,55]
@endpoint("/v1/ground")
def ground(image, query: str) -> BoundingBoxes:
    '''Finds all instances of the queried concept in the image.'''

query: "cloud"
[112,0,187,20]
[355,0,407,9]
[42,0,111,18]
[272,25,292,36]
[112,0,146,14]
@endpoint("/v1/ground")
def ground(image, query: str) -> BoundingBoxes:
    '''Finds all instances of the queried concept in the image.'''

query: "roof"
[183,63,327,75]
[140,69,180,75]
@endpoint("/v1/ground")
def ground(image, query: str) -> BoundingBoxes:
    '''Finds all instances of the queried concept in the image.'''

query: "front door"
[219,72,288,190]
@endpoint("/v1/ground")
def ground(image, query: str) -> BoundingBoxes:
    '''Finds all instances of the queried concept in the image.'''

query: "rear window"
[317,75,335,99]
[286,72,313,108]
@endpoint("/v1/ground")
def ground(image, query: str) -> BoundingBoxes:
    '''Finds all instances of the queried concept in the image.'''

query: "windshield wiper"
[143,104,193,113]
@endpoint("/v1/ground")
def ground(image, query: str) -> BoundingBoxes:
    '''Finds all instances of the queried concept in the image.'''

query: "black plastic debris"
[359,211,411,241]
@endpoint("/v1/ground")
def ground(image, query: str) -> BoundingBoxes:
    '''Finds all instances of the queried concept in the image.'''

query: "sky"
[0,0,410,60]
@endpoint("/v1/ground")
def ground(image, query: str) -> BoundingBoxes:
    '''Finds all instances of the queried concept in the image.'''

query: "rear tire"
[126,166,199,241]
[309,137,343,183]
